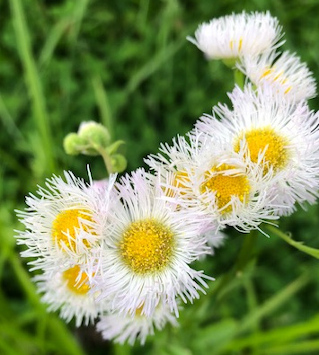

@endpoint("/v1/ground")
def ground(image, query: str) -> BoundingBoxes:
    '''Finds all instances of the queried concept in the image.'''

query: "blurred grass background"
[2,0,319,354]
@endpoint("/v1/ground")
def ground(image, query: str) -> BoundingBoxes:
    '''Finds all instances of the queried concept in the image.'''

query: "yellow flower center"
[52,209,95,250]
[63,265,90,295]
[201,164,251,213]
[119,219,175,274]
[234,127,289,171]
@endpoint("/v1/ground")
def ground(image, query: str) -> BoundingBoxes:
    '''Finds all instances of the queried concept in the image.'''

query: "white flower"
[91,169,212,318]
[188,11,283,61]
[15,170,117,271]
[196,84,319,214]
[237,50,316,101]
[146,133,280,232]
[96,303,179,345]
[34,263,108,327]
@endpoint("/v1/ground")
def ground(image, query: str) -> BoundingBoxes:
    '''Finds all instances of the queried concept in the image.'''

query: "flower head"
[146,133,280,232]
[34,263,108,327]
[188,11,283,61]
[91,169,212,317]
[15,170,116,271]
[196,84,319,214]
[238,50,316,101]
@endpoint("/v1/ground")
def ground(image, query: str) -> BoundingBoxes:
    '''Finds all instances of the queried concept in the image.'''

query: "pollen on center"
[52,208,95,251]
[119,219,175,274]
[234,126,289,171]
[63,265,90,295]
[201,164,251,213]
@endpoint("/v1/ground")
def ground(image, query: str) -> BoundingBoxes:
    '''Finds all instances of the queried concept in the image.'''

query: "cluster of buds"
[64,121,127,173]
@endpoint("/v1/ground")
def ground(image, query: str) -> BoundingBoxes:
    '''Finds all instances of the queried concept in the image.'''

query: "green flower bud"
[63,133,86,155]
[111,154,127,173]
[78,121,111,148]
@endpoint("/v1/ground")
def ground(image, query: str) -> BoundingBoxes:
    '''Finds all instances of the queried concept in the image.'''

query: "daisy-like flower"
[187,11,283,61]
[146,133,280,233]
[237,50,316,101]
[92,169,212,318]
[15,170,116,271]
[196,84,319,214]
[96,303,179,345]
[34,263,109,327]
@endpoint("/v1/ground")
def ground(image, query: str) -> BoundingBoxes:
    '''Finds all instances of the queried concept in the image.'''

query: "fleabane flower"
[237,50,316,101]
[187,11,283,61]
[146,133,280,233]
[91,169,212,318]
[15,170,116,271]
[34,263,108,327]
[96,303,179,345]
[196,84,319,214]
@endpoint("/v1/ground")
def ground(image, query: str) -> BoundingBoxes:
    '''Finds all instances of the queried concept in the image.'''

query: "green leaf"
[106,140,126,155]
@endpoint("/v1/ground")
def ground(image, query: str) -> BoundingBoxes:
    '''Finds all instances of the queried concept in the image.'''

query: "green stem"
[92,143,114,176]
[234,229,257,272]
[210,230,258,298]
[234,69,245,89]
[265,225,319,259]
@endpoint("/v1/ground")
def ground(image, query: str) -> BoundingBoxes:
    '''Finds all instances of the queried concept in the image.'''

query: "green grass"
[2,0,319,354]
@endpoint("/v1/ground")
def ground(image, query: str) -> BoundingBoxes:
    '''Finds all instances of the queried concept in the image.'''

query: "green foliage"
[2,0,319,354]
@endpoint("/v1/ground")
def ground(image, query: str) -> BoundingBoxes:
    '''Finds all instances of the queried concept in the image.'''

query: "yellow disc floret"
[234,127,289,171]
[63,265,90,295]
[52,209,94,250]
[119,219,175,274]
[201,164,251,213]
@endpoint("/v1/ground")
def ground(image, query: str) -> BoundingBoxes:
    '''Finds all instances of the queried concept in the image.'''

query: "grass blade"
[10,0,56,174]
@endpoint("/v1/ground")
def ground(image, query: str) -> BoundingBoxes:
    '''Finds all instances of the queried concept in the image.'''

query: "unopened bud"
[63,133,86,155]
[78,121,111,148]
[111,154,127,173]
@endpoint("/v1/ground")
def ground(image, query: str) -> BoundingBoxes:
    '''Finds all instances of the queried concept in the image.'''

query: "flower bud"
[111,154,127,173]
[78,121,111,148]
[63,133,86,155]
